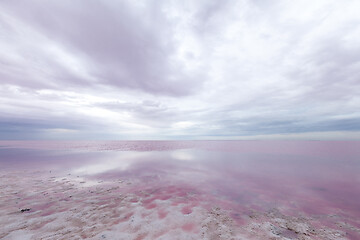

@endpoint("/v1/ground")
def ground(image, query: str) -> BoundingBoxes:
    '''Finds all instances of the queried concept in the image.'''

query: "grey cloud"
[194,116,360,137]
[0,113,124,140]
[98,100,179,127]
[0,0,359,140]
[288,38,360,102]
[0,0,202,96]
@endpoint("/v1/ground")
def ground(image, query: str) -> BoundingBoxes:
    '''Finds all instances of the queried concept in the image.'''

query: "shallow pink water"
[0,141,359,239]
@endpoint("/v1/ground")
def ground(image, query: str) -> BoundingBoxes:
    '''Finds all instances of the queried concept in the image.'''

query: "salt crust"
[0,171,358,240]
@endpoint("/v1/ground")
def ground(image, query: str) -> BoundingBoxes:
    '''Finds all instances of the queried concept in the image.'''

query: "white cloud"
[0,0,359,139]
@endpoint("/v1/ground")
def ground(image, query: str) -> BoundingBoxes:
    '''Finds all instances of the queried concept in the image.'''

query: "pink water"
[0,141,359,239]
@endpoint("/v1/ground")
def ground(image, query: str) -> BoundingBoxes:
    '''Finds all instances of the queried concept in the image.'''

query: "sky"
[0,0,359,140]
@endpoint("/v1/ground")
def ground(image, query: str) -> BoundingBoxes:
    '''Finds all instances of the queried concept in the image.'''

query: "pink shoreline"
[1,170,358,240]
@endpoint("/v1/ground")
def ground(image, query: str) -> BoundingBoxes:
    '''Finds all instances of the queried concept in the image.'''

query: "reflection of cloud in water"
[171,149,195,161]
[71,151,152,175]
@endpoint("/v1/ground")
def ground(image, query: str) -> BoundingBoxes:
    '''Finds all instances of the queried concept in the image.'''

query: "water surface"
[0,141,359,239]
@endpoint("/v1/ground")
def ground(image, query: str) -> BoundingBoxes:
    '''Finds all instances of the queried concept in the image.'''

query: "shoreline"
[1,169,358,240]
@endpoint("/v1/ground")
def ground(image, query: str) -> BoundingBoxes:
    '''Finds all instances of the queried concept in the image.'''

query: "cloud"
[0,0,203,96]
[0,0,359,139]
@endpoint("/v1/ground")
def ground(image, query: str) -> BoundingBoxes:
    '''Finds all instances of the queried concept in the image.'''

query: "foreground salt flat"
[0,141,359,240]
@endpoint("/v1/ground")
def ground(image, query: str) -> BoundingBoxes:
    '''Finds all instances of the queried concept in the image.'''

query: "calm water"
[0,141,359,239]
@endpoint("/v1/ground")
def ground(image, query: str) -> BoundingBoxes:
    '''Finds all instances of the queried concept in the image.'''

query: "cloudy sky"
[0,0,359,140]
